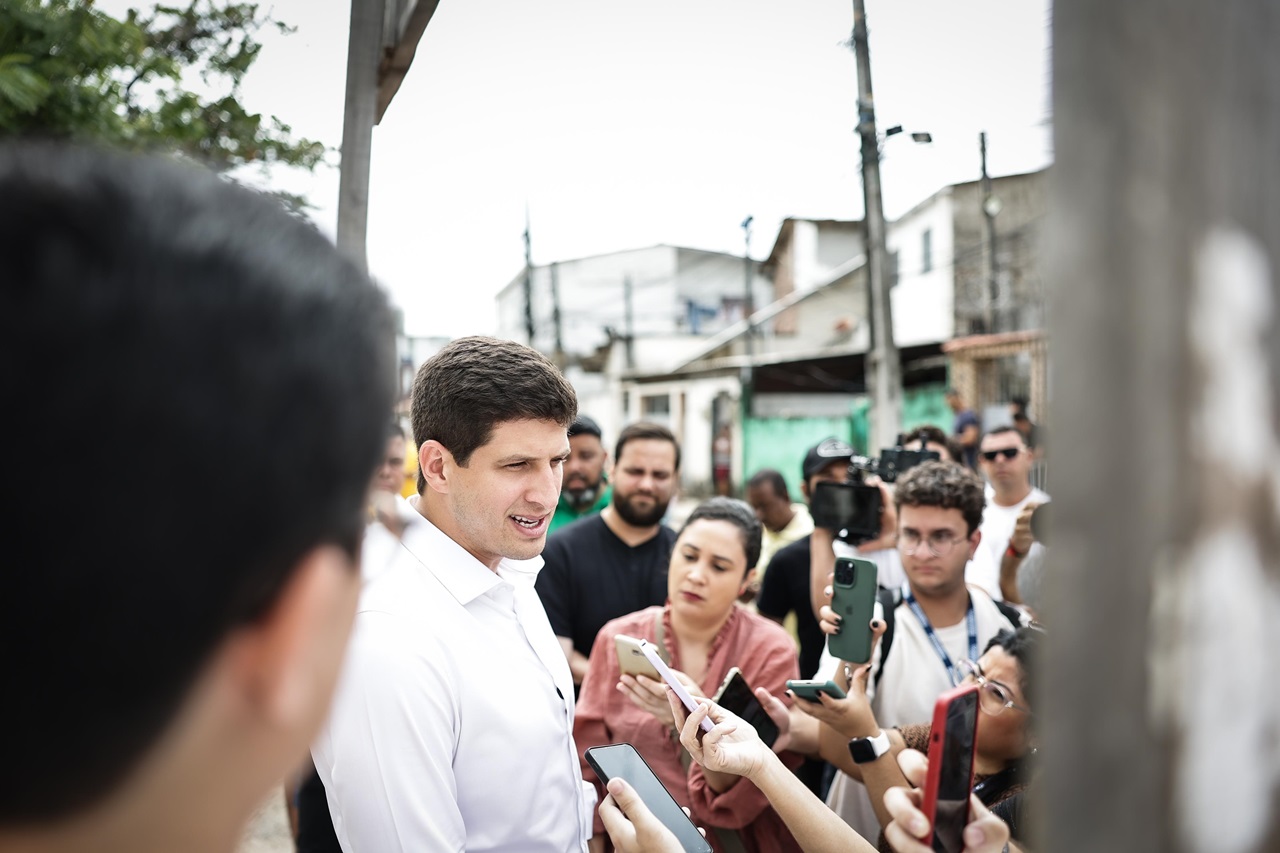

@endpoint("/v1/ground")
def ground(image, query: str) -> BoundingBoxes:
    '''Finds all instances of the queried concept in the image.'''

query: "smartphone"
[586,744,713,853]
[920,683,981,853]
[712,667,779,749]
[615,634,662,680]
[810,480,883,542]
[785,679,847,702]
[827,557,877,664]
[637,639,715,733]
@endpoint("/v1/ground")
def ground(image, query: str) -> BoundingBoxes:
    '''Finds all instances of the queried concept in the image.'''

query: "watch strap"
[848,729,891,764]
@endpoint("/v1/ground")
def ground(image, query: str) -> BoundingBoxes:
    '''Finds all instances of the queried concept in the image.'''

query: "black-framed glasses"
[899,529,966,558]
[981,447,1020,462]
[959,658,1032,716]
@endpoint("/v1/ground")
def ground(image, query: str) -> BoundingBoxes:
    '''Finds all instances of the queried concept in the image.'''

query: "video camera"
[810,437,942,544]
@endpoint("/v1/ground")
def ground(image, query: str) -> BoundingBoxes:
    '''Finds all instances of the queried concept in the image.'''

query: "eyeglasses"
[959,658,1032,716]
[899,529,967,557]
[981,447,1021,462]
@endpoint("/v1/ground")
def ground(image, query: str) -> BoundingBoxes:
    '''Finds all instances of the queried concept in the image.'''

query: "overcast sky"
[106,0,1053,338]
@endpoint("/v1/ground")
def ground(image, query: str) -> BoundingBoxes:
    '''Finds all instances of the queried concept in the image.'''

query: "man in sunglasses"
[972,427,1050,601]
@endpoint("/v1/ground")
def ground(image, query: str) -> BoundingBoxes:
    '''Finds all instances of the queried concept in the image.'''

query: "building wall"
[887,190,957,346]
[619,374,742,495]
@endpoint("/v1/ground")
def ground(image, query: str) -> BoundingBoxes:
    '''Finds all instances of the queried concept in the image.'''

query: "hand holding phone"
[638,639,715,734]
[587,744,713,853]
[921,683,981,853]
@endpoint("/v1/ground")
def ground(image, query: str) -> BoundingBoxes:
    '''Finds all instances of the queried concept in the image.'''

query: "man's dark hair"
[410,336,577,487]
[2,144,396,821]
[746,468,788,500]
[678,497,763,572]
[614,422,681,471]
[982,425,1024,443]
[893,460,986,535]
[904,424,964,464]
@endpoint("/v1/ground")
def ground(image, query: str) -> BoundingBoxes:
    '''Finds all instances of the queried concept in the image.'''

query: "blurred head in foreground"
[0,144,396,852]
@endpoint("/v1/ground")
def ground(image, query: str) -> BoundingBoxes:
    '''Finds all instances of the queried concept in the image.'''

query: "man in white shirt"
[971,427,1050,600]
[313,336,595,853]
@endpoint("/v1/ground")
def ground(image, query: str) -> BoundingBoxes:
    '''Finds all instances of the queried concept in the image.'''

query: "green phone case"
[786,679,847,701]
[828,557,877,664]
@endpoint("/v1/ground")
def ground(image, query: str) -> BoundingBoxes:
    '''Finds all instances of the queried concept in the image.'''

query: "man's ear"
[419,440,453,495]
[967,528,982,560]
[800,481,811,502]
[227,545,361,734]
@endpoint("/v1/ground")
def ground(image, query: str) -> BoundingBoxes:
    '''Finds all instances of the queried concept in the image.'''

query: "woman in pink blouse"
[575,497,803,853]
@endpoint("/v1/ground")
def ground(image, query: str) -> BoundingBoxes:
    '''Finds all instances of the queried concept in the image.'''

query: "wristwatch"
[848,729,891,764]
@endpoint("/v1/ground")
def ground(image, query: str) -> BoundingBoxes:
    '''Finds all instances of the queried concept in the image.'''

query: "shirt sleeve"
[315,613,466,853]
[572,626,619,838]
[534,535,574,640]
[685,635,801,830]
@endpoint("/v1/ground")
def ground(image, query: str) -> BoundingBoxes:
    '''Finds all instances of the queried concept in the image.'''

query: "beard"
[612,490,670,527]
[563,474,603,508]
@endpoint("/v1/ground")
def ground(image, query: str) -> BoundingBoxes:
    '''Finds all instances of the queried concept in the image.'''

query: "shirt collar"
[399,508,546,605]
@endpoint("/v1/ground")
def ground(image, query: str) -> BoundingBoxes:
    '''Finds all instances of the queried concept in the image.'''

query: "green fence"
[741,384,949,499]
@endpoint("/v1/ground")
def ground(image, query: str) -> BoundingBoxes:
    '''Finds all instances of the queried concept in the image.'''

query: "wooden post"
[1046,2,1280,852]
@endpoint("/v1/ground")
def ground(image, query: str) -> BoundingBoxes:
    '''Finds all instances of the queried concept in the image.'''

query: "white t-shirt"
[970,485,1050,600]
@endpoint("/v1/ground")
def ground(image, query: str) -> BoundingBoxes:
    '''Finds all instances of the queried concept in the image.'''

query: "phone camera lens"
[835,564,855,585]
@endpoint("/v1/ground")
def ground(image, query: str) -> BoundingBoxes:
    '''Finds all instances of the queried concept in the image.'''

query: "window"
[641,394,671,417]
[921,229,933,273]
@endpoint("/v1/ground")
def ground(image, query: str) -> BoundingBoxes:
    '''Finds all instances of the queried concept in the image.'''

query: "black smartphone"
[585,744,713,853]
[810,480,883,541]
[712,667,779,750]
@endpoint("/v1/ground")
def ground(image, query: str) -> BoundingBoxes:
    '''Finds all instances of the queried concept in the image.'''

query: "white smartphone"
[637,639,715,734]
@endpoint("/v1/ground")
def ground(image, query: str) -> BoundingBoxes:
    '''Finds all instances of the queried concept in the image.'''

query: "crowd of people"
[8,144,1053,853]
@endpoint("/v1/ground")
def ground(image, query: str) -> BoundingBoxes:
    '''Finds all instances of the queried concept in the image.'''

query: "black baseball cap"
[568,415,602,439]
[802,437,854,480]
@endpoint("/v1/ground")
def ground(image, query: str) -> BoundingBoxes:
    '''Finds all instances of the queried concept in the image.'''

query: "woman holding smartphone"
[574,497,803,853]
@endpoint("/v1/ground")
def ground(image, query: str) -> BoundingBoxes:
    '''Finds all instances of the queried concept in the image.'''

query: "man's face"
[611,438,678,527]
[979,431,1031,489]
[443,418,568,568]
[562,433,607,507]
[946,393,963,413]
[801,459,850,502]
[746,482,793,533]
[373,434,407,494]
[897,504,976,598]
[904,438,951,464]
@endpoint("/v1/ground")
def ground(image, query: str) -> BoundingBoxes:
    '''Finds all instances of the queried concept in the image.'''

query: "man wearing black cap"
[550,415,611,534]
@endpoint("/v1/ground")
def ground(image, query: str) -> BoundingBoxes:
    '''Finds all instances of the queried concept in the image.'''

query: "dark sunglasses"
[981,447,1020,462]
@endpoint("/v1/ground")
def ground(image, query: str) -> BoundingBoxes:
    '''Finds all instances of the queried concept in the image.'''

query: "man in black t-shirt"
[536,422,681,686]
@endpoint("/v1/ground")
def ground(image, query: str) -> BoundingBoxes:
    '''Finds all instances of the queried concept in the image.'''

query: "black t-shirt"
[755,534,825,679]
[535,513,675,658]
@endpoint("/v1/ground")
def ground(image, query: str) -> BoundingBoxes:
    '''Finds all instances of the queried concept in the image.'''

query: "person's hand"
[598,777,700,853]
[789,620,885,739]
[882,749,1011,853]
[669,693,773,782]
[619,671,704,727]
[1009,502,1040,556]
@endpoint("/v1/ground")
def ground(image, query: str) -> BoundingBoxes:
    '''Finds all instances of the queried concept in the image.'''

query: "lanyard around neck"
[902,586,978,687]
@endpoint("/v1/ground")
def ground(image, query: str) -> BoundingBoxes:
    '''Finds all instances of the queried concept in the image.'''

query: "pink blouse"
[574,604,804,853]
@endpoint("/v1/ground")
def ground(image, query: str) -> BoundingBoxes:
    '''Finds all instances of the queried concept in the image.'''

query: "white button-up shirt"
[313,507,594,852]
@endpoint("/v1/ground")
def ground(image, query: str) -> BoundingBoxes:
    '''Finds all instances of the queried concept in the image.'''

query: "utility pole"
[851,0,901,450]
[522,208,535,347]
[623,275,635,369]
[980,131,1000,333]
[550,261,564,365]
[336,0,387,270]
[1048,2,1280,851]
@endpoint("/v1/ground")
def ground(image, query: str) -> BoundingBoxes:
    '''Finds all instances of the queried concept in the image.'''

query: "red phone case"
[919,683,980,852]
